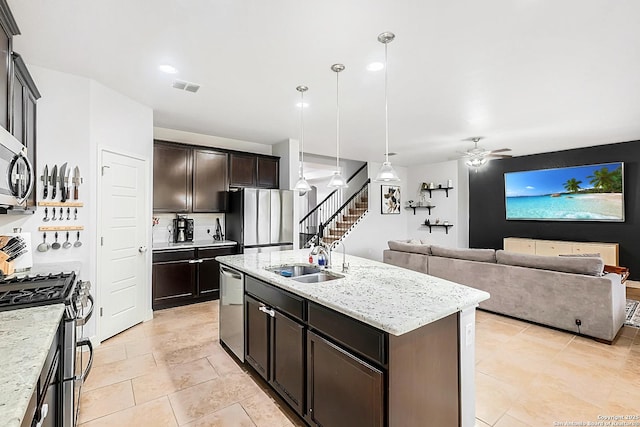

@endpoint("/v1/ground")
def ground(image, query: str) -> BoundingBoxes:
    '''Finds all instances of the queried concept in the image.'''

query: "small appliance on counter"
[173,214,194,243]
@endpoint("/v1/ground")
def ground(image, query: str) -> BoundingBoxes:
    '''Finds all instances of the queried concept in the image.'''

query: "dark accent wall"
[469,140,640,279]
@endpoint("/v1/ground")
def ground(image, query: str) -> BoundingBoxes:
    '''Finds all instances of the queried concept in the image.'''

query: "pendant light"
[374,32,401,183]
[293,85,312,193]
[327,64,348,189]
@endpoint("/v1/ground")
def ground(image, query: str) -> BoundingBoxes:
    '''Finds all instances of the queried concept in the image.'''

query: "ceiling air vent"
[172,79,200,93]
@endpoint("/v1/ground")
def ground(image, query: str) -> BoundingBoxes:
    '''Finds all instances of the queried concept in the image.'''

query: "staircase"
[299,165,370,248]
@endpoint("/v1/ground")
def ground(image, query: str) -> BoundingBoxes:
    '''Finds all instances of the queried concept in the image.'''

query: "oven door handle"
[76,294,94,326]
[75,338,94,382]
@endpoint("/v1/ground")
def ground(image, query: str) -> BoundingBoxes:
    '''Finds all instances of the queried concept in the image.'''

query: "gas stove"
[0,272,76,311]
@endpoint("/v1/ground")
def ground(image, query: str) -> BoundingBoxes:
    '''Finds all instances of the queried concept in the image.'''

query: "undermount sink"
[266,264,323,277]
[266,264,344,283]
[292,271,344,283]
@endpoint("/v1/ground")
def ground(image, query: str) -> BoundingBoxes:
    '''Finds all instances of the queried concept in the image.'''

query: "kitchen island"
[217,250,490,427]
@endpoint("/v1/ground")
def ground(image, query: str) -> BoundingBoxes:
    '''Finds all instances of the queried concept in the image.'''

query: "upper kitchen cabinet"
[153,141,229,213]
[193,148,228,212]
[0,0,20,131]
[229,152,279,189]
[11,53,41,209]
[153,142,191,212]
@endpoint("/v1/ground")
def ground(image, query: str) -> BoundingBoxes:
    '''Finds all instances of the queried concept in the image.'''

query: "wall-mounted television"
[505,162,624,221]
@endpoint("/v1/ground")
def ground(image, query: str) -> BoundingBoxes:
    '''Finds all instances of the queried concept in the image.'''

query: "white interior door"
[99,150,147,340]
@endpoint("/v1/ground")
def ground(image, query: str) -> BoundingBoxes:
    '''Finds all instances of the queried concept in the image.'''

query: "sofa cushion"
[387,240,431,255]
[430,245,497,263]
[497,250,604,276]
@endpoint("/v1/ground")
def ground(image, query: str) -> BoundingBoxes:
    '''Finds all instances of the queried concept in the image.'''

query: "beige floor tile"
[620,325,638,339]
[80,396,177,427]
[83,353,157,391]
[207,346,245,376]
[475,310,493,323]
[476,319,527,343]
[154,341,219,365]
[93,343,127,367]
[168,373,261,425]
[475,372,521,425]
[494,414,532,427]
[606,382,640,413]
[474,419,491,427]
[241,391,294,427]
[99,323,146,347]
[131,357,219,404]
[490,314,532,330]
[78,380,135,424]
[183,403,256,427]
[517,324,575,350]
[556,340,628,373]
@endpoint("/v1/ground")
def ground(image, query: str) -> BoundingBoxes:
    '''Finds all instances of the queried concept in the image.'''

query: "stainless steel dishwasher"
[219,265,245,361]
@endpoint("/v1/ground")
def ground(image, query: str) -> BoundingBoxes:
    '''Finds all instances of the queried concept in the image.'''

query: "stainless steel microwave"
[0,125,34,209]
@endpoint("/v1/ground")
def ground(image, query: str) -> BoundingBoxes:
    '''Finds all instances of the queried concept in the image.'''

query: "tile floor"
[79,300,640,427]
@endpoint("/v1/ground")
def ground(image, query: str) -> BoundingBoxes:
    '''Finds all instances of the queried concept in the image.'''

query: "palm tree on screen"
[563,178,582,193]
[587,167,615,192]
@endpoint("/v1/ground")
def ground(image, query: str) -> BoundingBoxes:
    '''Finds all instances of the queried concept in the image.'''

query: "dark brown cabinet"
[244,278,305,415]
[0,0,19,131]
[229,153,279,189]
[153,143,191,212]
[153,141,229,213]
[193,149,228,212]
[307,330,384,427]
[152,245,237,310]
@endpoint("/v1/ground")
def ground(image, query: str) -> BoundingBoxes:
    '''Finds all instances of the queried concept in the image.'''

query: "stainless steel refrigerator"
[226,189,294,253]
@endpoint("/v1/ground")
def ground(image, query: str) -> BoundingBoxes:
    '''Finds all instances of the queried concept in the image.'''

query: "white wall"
[344,162,409,261]
[0,66,153,340]
[272,138,300,249]
[406,160,469,248]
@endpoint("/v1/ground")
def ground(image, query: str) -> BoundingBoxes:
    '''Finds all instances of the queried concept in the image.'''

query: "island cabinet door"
[307,331,384,427]
[270,310,305,415]
[245,295,270,380]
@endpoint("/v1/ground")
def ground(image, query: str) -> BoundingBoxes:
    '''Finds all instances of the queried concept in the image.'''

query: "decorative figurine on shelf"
[425,219,430,226]
[421,182,429,191]
[435,218,440,224]
[407,200,414,207]
[438,184,442,189]
[429,182,436,189]
[443,220,449,226]
[447,179,453,188]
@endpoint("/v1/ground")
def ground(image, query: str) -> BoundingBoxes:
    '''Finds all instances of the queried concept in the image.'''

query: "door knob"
[138,246,148,253]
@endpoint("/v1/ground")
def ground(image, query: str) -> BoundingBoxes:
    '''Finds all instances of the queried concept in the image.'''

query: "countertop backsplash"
[152,213,225,244]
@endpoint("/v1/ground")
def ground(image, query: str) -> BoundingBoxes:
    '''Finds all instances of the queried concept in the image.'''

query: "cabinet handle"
[258,305,275,317]
[189,259,198,264]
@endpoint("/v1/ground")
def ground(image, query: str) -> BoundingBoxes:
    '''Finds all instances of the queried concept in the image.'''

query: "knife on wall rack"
[41,165,49,199]
[50,164,58,200]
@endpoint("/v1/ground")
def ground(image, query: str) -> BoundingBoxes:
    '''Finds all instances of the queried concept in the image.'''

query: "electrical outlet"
[465,323,474,347]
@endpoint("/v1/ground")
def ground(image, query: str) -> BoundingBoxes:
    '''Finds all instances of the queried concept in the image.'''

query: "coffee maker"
[173,214,194,243]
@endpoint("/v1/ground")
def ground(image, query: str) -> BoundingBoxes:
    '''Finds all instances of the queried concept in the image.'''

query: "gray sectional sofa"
[383,240,626,342]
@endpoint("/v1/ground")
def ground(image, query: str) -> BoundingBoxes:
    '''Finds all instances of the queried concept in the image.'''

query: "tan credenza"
[503,237,619,266]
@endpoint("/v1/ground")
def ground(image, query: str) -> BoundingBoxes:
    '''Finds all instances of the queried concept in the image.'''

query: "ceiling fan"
[458,137,512,168]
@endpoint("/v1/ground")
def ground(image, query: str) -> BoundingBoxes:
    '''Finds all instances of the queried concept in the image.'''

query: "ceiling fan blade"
[487,153,513,158]
[490,148,512,153]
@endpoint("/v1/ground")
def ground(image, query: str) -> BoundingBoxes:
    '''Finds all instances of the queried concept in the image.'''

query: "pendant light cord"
[300,90,305,178]
[384,41,389,164]
[335,70,340,171]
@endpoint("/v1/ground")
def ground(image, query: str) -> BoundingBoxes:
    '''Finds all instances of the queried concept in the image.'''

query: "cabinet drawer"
[308,302,387,366]
[245,275,304,322]
[198,246,237,259]
[153,249,196,263]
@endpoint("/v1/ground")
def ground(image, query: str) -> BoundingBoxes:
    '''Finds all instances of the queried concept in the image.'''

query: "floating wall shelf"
[420,187,453,198]
[405,205,435,215]
[38,225,85,231]
[421,224,453,234]
[38,201,84,207]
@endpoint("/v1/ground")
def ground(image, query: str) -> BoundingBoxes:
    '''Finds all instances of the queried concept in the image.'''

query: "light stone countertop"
[217,250,490,336]
[153,240,238,251]
[0,304,65,427]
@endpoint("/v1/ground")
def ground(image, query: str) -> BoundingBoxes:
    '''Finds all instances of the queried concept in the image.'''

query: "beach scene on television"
[505,162,624,221]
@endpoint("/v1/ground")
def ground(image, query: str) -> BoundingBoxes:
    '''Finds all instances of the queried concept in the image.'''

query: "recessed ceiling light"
[367,62,384,71]
[159,64,178,74]
[296,102,309,108]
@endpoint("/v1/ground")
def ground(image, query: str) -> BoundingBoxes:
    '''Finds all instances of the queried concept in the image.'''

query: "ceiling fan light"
[465,157,488,168]
[375,161,401,182]
[327,171,348,188]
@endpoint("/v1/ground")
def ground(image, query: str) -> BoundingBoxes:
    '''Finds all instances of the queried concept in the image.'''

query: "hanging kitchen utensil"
[50,164,58,199]
[73,166,82,200]
[74,208,78,220]
[43,207,49,222]
[52,207,57,221]
[66,208,70,220]
[51,232,61,250]
[7,250,27,262]
[74,231,82,247]
[42,165,49,199]
[59,207,64,221]
[63,232,72,249]
[37,233,50,252]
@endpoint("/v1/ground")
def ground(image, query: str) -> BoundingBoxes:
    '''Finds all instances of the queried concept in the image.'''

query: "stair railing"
[318,179,370,243]
[298,163,367,247]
